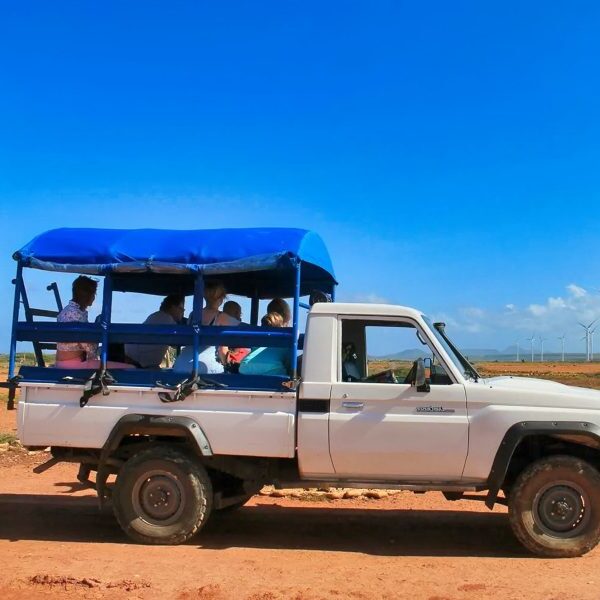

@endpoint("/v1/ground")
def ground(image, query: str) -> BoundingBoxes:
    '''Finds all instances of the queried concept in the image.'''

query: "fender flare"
[96,414,213,504]
[485,420,600,509]
[101,413,213,459]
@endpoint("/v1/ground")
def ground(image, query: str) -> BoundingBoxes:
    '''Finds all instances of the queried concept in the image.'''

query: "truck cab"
[298,303,469,482]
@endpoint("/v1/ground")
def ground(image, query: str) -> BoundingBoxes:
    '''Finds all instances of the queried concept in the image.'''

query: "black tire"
[113,445,212,545]
[508,455,600,557]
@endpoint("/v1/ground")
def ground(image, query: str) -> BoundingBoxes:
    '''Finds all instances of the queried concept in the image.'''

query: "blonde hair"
[261,311,284,328]
[266,298,291,324]
[204,281,227,306]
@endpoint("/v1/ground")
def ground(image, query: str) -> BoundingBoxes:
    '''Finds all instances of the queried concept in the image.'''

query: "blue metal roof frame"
[14,227,337,297]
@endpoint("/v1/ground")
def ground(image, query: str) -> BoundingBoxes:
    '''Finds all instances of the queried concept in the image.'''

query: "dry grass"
[476,361,600,390]
[0,432,17,445]
[369,359,600,390]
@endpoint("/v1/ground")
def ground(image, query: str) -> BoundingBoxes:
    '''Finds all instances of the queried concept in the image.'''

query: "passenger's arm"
[215,313,239,365]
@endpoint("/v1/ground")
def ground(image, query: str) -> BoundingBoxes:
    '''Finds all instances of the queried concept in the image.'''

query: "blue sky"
[1,1,600,355]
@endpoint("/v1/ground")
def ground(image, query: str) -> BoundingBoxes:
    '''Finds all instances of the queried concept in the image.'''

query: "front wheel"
[113,446,213,545]
[508,455,600,557]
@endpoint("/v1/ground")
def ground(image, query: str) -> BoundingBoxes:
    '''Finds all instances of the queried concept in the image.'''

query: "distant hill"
[460,348,500,358]
[376,348,429,360]
[376,348,502,361]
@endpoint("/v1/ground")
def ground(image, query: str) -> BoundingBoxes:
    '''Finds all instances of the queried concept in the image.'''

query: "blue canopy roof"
[14,227,336,297]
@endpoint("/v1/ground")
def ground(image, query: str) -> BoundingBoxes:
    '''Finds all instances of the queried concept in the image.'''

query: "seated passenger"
[173,281,239,374]
[124,294,186,368]
[222,300,250,372]
[222,300,242,322]
[56,276,131,369]
[239,311,291,376]
[267,298,291,324]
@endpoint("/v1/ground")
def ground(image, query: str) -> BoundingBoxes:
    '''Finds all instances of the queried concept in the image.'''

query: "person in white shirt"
[124,294,185,368]
[174,281,239,374]
[55,275,131,370]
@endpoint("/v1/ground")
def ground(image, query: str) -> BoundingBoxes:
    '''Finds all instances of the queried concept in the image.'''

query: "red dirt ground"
[2,453,600,600]
[2,364,600,599]
[1,434,599,598]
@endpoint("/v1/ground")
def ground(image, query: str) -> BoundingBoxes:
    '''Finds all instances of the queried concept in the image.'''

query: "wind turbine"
[580,332,588,361]
[557,334,566,362]
[578,319,598,362]
[539,336,547,362]
[515,340,520,362]
[526,334,535,362]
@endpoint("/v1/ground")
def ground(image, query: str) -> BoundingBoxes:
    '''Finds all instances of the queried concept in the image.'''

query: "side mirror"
[413,358,431,393]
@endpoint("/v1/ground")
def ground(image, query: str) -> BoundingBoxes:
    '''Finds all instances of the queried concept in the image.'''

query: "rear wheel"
[508,455,600,557]
[113,446,212,545]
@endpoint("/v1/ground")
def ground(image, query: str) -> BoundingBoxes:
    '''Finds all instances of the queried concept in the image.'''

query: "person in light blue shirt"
[239,307,290,376]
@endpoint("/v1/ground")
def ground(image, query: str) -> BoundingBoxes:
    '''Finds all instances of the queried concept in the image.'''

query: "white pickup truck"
[8,228,600,557]
[16,301,600,558]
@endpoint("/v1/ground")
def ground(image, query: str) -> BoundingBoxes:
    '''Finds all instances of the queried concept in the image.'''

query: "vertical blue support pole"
[20,277,45,366]
[8,264,23,380]
[99,272,113,371]
[191,273,204,377]
[291,261,301,379]
[47,282,63,312]
[250,297,259,326]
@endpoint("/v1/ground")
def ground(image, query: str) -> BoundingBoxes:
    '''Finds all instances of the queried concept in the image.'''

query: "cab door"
[328,317,469,481]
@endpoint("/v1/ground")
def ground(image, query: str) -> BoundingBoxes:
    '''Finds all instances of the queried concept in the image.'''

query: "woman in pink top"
[55,275,131,369]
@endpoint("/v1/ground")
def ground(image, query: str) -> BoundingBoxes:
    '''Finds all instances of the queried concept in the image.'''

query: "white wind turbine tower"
[557,334,566,362]
[539,336,547,362]
[579,319,598,362]
[514,340,520,362]
[526,334,535,362]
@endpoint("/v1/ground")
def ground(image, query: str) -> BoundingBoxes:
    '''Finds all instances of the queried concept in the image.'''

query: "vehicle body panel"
[329,381,468,480]
[463,378,600,480]
[18,383,296,458]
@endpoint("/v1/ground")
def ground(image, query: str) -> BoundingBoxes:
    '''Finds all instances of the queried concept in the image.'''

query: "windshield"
[422,316,480,381]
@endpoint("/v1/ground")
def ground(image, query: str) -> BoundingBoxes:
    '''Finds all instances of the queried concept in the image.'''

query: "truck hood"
[483,376,600,401]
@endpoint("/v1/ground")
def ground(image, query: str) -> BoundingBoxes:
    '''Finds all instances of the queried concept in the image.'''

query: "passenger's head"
[261,311,284,328]
[267,298,291,325]
[72,276,98,309]
[204,280,227,309]
[160,294,186,322]
[223,300,242,322]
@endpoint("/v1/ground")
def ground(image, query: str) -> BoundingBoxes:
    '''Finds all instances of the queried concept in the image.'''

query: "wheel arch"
[485,421,600,509]
[97,414,213,501]
[102,414,212,457]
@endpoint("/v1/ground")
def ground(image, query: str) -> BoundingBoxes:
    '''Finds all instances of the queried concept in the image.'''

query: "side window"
[340,319,452,385]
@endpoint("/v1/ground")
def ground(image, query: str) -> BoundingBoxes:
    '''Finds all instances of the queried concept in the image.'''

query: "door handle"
[342,401,364,410]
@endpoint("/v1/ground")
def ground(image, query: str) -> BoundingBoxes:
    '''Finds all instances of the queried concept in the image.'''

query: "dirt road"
[0,452,598,600]
[2,362,600,600]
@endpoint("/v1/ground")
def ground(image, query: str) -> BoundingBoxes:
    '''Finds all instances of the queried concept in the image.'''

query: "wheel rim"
[131,469,185,526]
[533,481,591,539]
